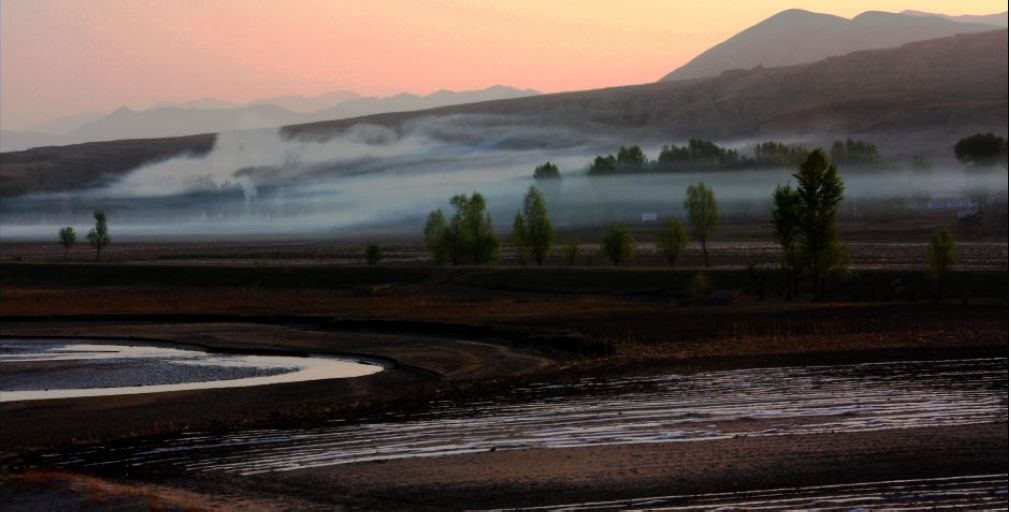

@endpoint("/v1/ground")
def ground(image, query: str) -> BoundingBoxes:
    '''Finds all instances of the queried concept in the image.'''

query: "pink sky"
[1,0,1005,130]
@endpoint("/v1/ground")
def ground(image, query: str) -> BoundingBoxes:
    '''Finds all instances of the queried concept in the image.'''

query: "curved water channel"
[48,356,1007,476]
[0,338,383,402]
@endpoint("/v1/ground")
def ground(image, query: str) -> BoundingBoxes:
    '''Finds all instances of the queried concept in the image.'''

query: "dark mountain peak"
[661,8,998,81]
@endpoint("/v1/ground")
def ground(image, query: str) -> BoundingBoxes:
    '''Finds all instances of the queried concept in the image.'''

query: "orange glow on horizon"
[1,0,1006,129]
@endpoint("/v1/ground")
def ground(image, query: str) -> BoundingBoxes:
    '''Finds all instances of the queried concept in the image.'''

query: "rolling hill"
[901,10,1008,27]
[659,9,1000,81]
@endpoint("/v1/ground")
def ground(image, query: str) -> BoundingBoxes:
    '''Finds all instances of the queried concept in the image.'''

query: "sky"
[1,0,1006,130]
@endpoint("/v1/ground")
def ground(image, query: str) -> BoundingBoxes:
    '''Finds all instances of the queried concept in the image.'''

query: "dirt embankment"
[248,424,1007,510]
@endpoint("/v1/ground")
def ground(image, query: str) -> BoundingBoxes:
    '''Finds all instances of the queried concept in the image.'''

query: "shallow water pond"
[0,338,383,402]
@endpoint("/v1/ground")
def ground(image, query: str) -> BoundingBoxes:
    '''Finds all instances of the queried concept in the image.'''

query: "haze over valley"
[2,21,1006,238]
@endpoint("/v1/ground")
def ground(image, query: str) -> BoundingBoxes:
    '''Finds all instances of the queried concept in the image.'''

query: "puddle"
[0,338,383,402]
[48,357,1007,475]
[504,474,1009,511]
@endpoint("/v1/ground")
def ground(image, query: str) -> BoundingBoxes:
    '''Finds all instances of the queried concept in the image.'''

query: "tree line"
[533,132,1007,179]
[583,138,884,175]
[422,145,968,301]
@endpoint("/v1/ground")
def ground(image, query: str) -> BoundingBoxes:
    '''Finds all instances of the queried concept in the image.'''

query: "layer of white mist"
[1,115,1006,240]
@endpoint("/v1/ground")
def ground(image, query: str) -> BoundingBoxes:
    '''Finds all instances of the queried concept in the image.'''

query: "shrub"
[600,222,635,266]
[656,218,688,266]
[562,237,580,266]
[928,228,955,299]
[690,272,712,299]
[365,243,382,266]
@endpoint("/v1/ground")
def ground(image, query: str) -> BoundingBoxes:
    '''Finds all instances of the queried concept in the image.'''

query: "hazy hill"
[2,30,1006,195]
[250,89,362,113]
[24,111,106,135]
[62,104,305,144]
[0,86,539,152]
[307,85,540,121]
[660,9,1000,81]
[901,10,1008,27]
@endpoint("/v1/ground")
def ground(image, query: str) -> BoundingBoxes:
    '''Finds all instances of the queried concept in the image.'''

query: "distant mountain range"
[660,9,1005,81]
[0,86,539,152]
[901,9,1008,27]
[4,29,1005,196]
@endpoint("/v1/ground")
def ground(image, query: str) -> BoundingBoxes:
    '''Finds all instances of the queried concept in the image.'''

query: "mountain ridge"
[660,9,1001,81]
[0,86,540,152]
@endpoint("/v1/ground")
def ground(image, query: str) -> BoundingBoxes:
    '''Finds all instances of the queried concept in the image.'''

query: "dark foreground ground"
[0,239,1007,510]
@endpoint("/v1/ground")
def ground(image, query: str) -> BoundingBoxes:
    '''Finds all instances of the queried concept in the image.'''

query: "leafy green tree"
[58,226,76,260]
[561,237,580,266]
[511,186,554,265]
[511,212,529,264]
[588,154,617,175]
[771,184,803,299]
[795,150,847,300]
[423,209,450,264]
[954,133,1009,168]
[658,139,740,170]
[830,139,880,166]
[656,218,688,266]
[533,161,561,179]
[600,222,635,266]
[754,141,809,167]
[616,145,646,171]
[450,192,500,265]
[85,210,111,261]
[927,228,955,300]
[685,182,718,267]
[365,243,382,265]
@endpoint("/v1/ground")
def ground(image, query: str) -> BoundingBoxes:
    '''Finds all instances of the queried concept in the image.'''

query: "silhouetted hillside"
[660,9,999,81]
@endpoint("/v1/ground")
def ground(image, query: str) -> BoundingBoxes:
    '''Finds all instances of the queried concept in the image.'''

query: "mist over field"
[1,115,1006,240]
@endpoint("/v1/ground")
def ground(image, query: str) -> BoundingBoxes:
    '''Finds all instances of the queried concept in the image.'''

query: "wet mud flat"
[12,356,1002,509]
[44,357,1006,476]
[504,474,1009,511]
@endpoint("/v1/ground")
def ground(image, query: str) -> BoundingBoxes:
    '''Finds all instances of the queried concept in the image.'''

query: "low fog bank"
[1,115,1006,241]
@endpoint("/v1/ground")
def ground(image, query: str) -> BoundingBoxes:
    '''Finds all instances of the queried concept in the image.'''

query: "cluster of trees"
[829,139,880,166]
[955,133,1009,168]
[593,183,717,267]
[657,139,740,170]
[424,193,501,265]
[585,138,884,176]
[56,210,111,260]
[753,141,810,167]
[533,161,561,180]
[420,181,720,270]
[588,146,648,175]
